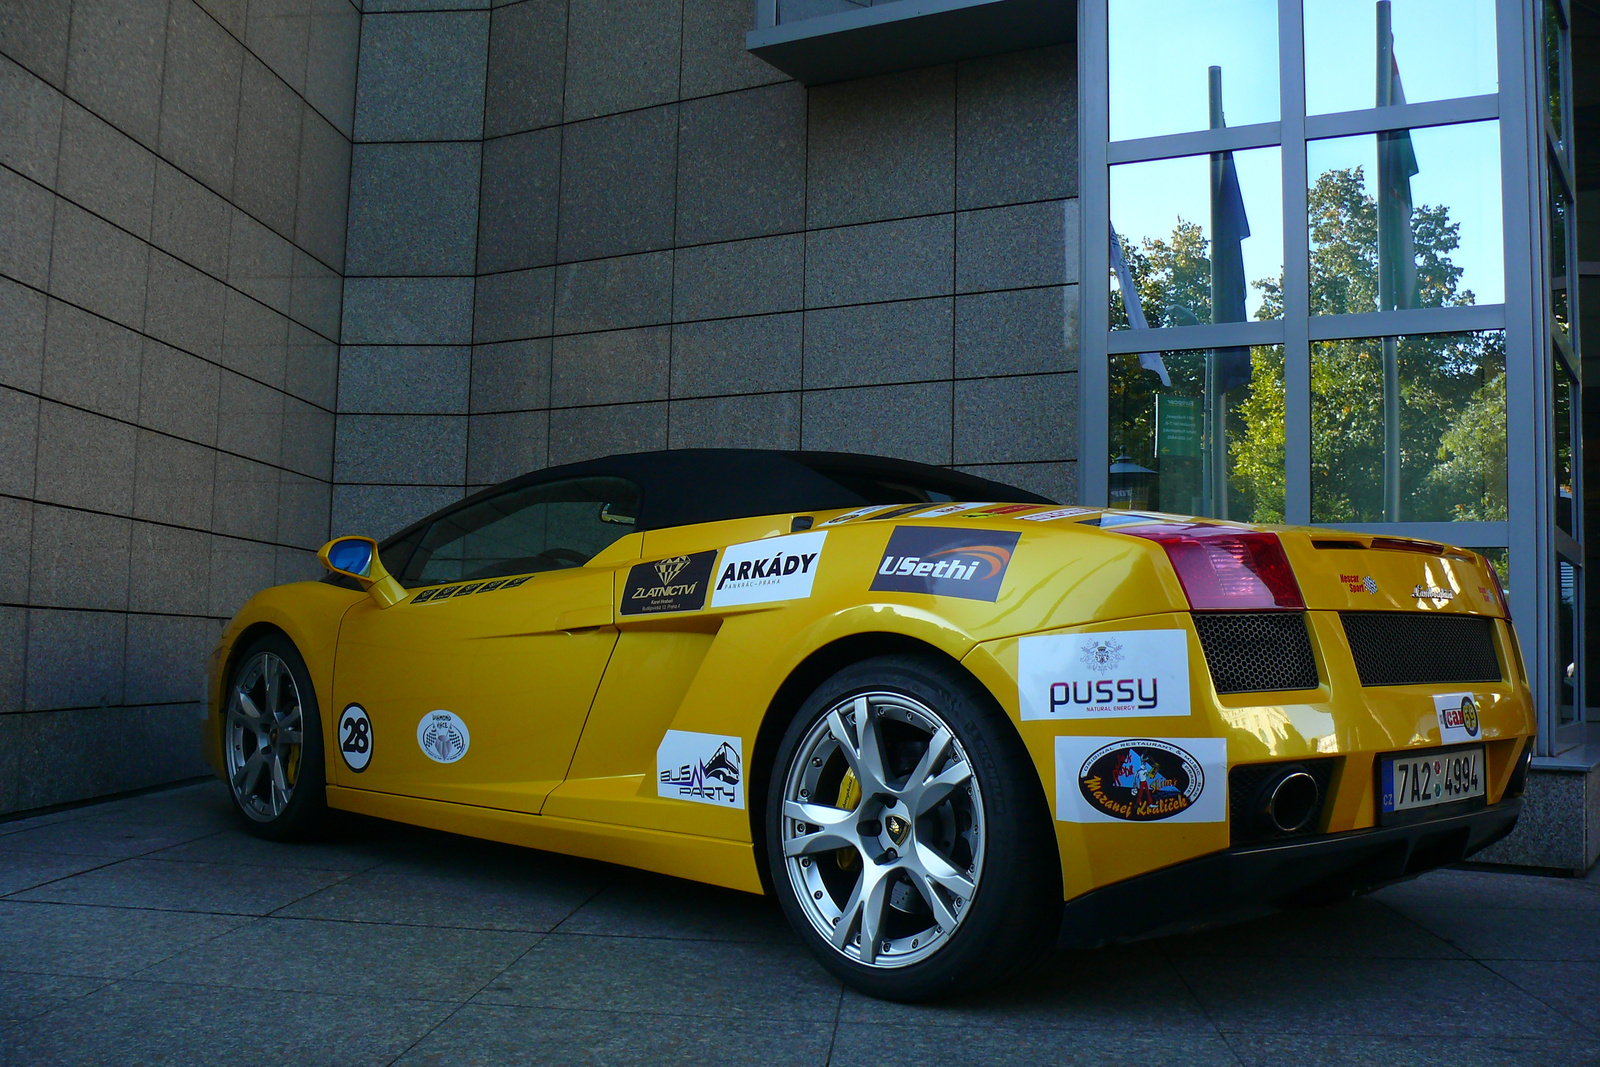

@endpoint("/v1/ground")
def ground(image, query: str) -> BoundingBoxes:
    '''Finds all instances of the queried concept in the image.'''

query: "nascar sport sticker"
[710,531,826,608]
[657,730,744,808]
[1054,736,1227,823]
[417,710,470,764]
[1017,629,1192,720]
[870,527,1020,603]
[337,704,373,772]
[1433,692,1483,743]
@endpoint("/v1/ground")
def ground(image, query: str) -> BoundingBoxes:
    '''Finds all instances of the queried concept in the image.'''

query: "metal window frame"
[1081,0,1576,752]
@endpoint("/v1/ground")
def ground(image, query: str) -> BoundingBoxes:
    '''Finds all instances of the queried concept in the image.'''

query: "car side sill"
[327,785,766,895]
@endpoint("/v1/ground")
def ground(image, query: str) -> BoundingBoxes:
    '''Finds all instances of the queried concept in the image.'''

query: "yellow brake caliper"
[836,770,861,870]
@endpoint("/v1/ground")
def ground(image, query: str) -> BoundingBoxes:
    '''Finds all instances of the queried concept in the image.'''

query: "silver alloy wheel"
[780,691,985,969]
[224,651,305,822]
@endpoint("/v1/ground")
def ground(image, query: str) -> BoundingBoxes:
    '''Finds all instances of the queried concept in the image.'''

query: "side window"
[401,477,638,587]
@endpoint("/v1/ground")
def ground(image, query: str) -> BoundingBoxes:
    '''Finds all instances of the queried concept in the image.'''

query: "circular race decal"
[417,710,470,764]
[337,704,373,772]
[1460,696,1480,737]
[1078,739,1205,822]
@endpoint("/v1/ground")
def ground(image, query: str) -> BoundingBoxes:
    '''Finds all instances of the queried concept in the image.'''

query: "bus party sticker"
[657,730,744,808]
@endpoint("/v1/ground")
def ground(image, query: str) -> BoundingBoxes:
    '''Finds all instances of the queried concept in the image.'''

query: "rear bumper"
[1057,798,1521,948]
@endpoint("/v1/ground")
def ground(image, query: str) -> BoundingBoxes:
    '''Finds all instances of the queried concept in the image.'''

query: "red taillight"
[1118,524,1305,611]
[1485,557,1511,619]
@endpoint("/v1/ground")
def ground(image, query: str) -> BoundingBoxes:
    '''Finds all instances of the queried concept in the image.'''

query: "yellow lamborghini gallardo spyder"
[205,449,1534,1000]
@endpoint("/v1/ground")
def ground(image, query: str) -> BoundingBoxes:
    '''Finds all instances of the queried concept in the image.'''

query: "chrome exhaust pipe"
[1264,770,1320,834]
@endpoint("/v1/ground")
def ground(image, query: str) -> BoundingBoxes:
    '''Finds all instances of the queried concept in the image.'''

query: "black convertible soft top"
[381,448,1053,546]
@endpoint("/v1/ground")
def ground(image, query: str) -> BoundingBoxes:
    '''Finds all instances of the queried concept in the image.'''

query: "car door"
[329,476,639,814]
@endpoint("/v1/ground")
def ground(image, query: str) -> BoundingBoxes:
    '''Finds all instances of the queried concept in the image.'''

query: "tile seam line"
[187,0,358,156]
[0,492,333,554]
[460,190,1079,278]
[0,386,340,480]
[479,76,795,143]
[3,129,348,286]
[950,60,959,468]
[0,829,232,901]
[82,975,472,1006]
[378,923,571,1062]
[537,283,1076,331]
[1473,958,1600,1038]
[661,0,685,446]
[1161,939,1242,1063]
[1,266,343,403]
[421,371,1080,409]
[0,161,346,346]
[0,698,220,716]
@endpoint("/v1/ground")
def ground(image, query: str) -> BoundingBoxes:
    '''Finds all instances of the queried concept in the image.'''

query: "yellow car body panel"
[208,501,1534,907]
[205,580,362,780]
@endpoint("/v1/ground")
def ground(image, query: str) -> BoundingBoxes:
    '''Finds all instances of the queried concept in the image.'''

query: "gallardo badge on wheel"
[417,710,470,764]
[657,730,743,807]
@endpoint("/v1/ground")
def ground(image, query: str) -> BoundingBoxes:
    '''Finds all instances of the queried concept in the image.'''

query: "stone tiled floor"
[0,782,1597,1066]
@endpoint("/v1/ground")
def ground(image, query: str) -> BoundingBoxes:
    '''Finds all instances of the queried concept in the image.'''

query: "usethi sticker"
[657,730,743,808]
[417,710,470,764]
[1017,630,1191,720]
[1054,736,1227,823]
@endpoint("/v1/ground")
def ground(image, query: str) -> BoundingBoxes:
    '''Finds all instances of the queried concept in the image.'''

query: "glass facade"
[1306,123,1505,311]
[1084,0,1588,750]
[1303,0,1497,115]
[1310,331,1506,523]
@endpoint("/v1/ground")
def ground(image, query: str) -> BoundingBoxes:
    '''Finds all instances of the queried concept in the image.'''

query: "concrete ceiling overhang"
[746,0,1077,86]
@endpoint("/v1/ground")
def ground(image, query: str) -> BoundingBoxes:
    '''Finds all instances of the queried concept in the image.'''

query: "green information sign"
[1156,394,1201,460]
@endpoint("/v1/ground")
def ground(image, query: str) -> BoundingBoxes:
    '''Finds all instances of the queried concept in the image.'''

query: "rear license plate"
[1381,747,1485,814]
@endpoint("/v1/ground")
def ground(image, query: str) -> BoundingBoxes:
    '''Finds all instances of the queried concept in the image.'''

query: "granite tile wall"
[336,0,1079,537]
[0,0,359,814]
[2,0,1077,814]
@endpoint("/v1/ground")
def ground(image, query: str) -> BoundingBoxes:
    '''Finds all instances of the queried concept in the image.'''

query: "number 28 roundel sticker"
[338,704,373,772]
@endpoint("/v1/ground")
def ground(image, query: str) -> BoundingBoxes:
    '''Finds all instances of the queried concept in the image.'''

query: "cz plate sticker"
[657,730,744,808]
[1018,630,1191,720]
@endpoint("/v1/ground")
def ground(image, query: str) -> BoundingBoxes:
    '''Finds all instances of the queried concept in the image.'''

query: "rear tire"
[221,632,327,840]
[765,654,1061,1001]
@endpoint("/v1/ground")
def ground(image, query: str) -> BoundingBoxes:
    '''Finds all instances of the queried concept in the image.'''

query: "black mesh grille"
[1340,612,1502,687]
[1192,612,1320,694]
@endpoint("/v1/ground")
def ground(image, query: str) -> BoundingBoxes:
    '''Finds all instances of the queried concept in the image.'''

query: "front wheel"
[766,654,1061,1001]
[222,632,327,840]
